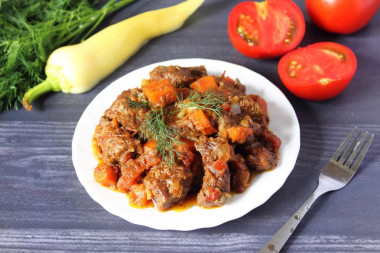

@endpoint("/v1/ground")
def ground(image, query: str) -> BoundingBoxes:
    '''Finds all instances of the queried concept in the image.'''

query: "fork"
[259,127,374,253]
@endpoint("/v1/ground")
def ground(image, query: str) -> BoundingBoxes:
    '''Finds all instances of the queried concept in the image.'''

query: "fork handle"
[259,188,325,253]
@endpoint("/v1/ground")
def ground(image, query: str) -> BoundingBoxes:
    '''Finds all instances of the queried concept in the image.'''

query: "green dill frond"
[177,90,225,117]
[138,107,182,168]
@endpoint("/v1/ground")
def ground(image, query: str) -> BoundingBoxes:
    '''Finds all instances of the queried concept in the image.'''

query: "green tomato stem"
[22,77,62,111]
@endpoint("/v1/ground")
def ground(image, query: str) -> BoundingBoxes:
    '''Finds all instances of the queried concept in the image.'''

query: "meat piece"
[237,130,281,171]
[144,165,193,211]
[239,96,264,123]
[249,94,268,116]
[229,154,250,193]
[104,88,149,132]
[149,65,207,88]
[259,130,282,153]
[195,137,234,207]
[93,116,143,166]
[245,146,277,171]
[216,75,246,95]
[189,153,204,193]
[186,66,208,80]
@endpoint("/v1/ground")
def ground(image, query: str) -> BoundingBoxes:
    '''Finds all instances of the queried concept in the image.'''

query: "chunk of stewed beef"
[104,88,149,132]
[93,116,143,166]
[149,65,207,88]
[144,165,193,211]
[229,154,250,193]
[195,137,234,207]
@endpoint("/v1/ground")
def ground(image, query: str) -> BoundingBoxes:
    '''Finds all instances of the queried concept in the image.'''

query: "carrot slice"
[94,163,117,188]
[130,184,150,207]
[142,79,177,107]
[189,109,217,135]
[190,76,218,93]
[227,126,253,143]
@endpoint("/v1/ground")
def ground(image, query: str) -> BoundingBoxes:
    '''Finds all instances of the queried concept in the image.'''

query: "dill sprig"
[136,90,224,168]
[176,90,225,117]
[138,107,183,168]
[0,0,136,111]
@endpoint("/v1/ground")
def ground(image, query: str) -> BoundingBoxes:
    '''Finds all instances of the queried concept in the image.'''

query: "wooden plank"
[0,229,380,252]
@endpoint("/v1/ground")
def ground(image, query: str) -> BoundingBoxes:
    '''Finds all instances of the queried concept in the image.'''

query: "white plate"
[72,58,300,231]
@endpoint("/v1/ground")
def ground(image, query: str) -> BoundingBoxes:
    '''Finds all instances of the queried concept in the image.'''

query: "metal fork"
[259,127,374,253]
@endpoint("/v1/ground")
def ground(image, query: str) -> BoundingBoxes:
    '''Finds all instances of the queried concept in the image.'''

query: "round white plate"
[72,58,300,231]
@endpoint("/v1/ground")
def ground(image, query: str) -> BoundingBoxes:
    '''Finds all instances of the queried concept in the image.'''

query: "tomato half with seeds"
[228,0,305,59]
[278,42,357,101]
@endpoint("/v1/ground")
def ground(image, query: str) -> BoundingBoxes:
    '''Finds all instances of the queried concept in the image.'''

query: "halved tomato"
[278,42,357,101]
[227,0,305,59]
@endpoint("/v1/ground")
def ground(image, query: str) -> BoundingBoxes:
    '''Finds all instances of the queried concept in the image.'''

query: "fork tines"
[332,127,374,170]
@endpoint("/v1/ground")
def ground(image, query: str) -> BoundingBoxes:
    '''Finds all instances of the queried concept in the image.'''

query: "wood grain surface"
[1,0,380,252]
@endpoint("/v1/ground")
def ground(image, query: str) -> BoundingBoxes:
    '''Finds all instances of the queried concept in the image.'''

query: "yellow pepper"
[22,0,204,111]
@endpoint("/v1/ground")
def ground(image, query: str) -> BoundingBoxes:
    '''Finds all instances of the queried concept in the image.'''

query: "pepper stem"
[22,76,62,111]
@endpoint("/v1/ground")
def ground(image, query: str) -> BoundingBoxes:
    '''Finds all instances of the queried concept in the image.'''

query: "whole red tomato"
[306,0,380,34]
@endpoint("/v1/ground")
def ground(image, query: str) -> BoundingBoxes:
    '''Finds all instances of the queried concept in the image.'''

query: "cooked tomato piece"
[213,158,228,172]
[306,0,380,34]
[117,159,144,193]
[205,187,220,202]
[228,0,305,59]
[175,138,196,168]
[278,42,357,101]
[138,140,162,169]
[221,102,231,112]
[94,163,117,188]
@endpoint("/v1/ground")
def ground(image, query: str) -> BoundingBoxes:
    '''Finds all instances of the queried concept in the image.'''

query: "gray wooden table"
[1,1,379,252]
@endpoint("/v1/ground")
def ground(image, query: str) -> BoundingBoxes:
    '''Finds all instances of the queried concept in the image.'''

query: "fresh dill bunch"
[138,107,183,169]
[176,90,225,117]
[0,0,136,111]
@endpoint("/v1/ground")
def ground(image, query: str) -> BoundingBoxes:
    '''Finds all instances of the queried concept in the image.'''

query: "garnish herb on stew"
[137,107,184,169]
[176,90,224,117]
